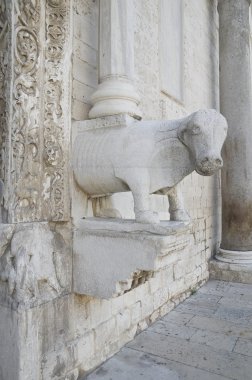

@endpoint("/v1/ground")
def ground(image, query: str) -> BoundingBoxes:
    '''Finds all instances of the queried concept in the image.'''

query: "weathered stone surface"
[86,347,231,380]
[0,222,71,308]
[219,0,252,259]
[1,0,71,224]
[86,280,252,380]
[234,338,252,357]
[89,0,141,119]
[0,1,237,379]
[210,259,252,284]
[73,110,227,224]
[73,218,191,298]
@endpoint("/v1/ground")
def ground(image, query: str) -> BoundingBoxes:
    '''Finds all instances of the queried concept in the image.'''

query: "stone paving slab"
[86,348,231,380]
[85,280,252,380]
[188,315,252,339]
[234,338,252,357]
[127,331,252,380]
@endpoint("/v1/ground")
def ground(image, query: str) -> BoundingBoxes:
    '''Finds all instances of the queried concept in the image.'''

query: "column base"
[216,248,252,264]
[209,259,252,284]
[89,78,142,120]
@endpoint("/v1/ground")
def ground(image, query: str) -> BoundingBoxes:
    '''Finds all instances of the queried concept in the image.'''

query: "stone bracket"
[73,218,191,299]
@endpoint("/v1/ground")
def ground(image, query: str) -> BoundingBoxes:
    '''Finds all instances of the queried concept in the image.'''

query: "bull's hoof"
[170,209,190,222]
[135,211,160,224]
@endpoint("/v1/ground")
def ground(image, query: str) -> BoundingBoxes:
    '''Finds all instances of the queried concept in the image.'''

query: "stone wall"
[68,0,221,378]
[72,0,98,121]
[71,0,221,249]
[0,0,221,379]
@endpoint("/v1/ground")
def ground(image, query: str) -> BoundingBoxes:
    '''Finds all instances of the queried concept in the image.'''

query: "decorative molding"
[0,0,10,221]
[10,0,42,222]
[4,0,71,222]
[42,0,71,221]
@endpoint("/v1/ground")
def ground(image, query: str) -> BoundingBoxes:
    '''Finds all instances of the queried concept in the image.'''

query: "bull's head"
[178,109,228,176]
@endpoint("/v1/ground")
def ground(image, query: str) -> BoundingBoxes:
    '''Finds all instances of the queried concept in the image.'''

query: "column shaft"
[218,0,252,263]
[89,0,141,119]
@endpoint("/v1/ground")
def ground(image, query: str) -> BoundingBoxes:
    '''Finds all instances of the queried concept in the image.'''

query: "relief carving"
[5,0,70,222]
[10,0,42,222]
[0,223,70,306]
[42,0,70,221]
[0,0,9,221]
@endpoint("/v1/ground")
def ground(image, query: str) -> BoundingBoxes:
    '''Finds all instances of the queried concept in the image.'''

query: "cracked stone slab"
[127,330,252,380]
[86,347,231,380]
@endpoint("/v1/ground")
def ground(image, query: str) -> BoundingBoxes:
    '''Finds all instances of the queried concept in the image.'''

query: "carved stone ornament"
[0,0,9,222]
[5,0,70,223]
[0,222,70,307]
[73,110,228,223]
[43,0,71,221]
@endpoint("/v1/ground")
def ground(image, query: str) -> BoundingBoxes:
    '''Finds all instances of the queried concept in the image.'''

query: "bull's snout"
[196,156,223,176]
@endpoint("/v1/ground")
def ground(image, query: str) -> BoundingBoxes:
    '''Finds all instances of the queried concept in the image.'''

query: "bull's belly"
[75,166,129,196]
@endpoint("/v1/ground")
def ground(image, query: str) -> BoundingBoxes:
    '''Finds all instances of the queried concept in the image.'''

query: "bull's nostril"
[201,157,209,165]
[215,159,222,166]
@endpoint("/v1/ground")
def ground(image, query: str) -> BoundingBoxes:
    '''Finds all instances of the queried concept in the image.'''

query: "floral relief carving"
[42,0,70,221]
[9,0,42,222]
[6,0,70,222]
[15,27,39,73]
[0,0,9,221]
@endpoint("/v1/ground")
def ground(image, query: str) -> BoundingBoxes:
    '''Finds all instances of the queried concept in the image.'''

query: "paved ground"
[86,280,252,380]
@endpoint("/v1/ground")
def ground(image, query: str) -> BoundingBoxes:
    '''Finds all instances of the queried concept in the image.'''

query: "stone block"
[209,259,252,284]
[153,287,169,309]
[94,318,117,351]
[73,218,190,298]
[116,309,131,335]
[130,301,141,325]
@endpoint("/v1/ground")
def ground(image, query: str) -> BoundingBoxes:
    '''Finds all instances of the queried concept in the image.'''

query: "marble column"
[89,0,142,120]
[217,0,252,263]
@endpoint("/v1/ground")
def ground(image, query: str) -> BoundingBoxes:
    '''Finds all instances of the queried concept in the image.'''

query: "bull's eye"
[191,125,201,135]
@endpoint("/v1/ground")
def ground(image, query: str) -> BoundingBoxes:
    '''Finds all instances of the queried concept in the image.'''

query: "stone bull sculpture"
[73,109,228,223]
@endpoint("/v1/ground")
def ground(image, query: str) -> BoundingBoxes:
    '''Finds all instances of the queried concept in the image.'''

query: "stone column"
[89,0,142,119]
[217,0,252,263]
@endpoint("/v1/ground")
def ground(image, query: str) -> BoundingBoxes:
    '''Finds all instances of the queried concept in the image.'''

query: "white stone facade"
[1,0,249,379]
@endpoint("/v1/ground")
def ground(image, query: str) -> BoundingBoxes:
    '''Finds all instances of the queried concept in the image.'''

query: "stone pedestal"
[73,218,190,298]
[216,0,252,265]
[89,0,141,119]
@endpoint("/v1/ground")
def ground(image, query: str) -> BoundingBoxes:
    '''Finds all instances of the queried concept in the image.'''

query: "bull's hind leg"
[168,186,190,222]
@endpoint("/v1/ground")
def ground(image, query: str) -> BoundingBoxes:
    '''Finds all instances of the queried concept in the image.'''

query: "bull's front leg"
[117,169,159,224]
[133,191,159,224]
[168,186,190,222]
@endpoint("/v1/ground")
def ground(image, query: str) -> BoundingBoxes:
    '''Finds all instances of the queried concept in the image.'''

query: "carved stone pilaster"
[0,0,11,222]
[42,0,71,221]
[9,0,42,222]
[4,0,71,223]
